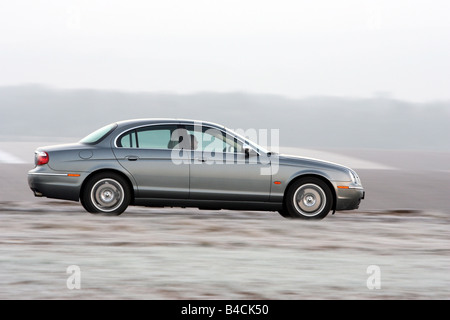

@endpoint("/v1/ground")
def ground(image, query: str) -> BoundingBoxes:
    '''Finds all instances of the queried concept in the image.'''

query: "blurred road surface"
[0,203,449,299]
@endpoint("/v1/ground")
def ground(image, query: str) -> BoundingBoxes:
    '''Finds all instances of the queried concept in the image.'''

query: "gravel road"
[0,201,449,300]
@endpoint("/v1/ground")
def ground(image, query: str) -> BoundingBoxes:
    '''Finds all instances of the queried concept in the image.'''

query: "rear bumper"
[28,166,84,201]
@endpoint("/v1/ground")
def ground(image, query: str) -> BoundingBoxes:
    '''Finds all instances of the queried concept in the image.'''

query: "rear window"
[80,123,117,144]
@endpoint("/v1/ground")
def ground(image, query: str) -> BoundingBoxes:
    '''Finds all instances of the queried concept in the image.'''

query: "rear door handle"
[126,156,139,161]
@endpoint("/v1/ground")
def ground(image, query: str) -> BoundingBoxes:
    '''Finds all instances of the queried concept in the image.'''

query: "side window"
[222,130,244,153]
[201,129,227,152]
[137,127,172,149]
[118,130,137,148]
[183,125,244,153]
[117,125,179,149]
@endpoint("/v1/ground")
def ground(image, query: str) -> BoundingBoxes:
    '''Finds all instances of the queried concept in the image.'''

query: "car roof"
[115,118,226,130]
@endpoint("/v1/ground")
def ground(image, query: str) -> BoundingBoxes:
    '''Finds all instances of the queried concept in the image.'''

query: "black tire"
[80,195,94,213]
[81,172,131,215]
[284,177,332,220]
[277,204,292,218]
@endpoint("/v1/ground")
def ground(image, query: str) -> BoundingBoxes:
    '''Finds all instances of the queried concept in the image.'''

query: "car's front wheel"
[81,172,131,215]
[277,205,292,219]
[285,177,332,219]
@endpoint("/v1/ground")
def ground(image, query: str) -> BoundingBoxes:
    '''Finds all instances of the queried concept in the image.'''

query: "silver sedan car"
[28,119,364,219]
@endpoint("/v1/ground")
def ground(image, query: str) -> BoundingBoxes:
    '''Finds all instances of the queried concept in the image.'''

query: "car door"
[112,124,190,199]
[183,124,271,201]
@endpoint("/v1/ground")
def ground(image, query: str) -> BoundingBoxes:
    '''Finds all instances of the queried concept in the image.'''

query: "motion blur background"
[1,0,450,150]
[0,0,449,299]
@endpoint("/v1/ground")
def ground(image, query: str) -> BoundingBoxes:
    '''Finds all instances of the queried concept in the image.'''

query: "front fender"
[270,164,349,202]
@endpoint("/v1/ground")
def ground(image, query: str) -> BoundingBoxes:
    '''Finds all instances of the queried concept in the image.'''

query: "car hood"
[276,153,351,173]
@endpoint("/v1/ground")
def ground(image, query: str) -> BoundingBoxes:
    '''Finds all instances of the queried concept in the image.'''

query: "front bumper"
[334,183,365,211]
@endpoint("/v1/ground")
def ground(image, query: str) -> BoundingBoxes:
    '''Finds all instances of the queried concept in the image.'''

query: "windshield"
[80,123,117,144]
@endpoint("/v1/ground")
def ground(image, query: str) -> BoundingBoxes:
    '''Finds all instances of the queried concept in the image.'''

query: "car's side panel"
[269,156,352,210]
[189,152,272,201]
[181,124,272,201]
[112,148,190,199]
[270,169,336,202]
[40,144,119,173]
[134,197,283,211]
[29,143,138,201]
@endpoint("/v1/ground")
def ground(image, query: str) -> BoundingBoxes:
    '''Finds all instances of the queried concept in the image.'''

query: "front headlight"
[349,170,361,185]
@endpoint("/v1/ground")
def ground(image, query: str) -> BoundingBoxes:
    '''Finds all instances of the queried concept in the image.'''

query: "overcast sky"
[1,0,449,102]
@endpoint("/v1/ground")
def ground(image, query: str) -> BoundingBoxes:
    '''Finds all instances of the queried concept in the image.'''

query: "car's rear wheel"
[81,172,130,215]
[285,177,332,219]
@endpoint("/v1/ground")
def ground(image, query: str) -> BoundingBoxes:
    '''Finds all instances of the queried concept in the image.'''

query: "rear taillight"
[35,151,49,166]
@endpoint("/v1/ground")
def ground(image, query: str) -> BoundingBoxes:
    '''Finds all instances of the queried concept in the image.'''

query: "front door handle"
[126,156,139,161]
